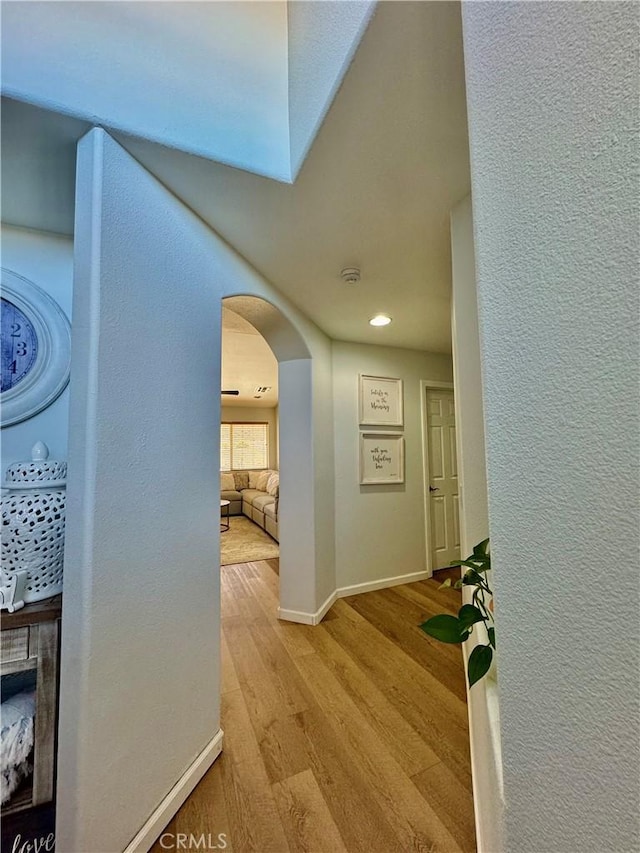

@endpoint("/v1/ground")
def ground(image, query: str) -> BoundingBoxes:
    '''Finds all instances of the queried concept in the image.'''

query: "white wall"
[1,2,291,180]
[59,130,224,852]
[462,3,639,851]
[332,340,452,589]
[278,358,319,616]
[312,335,336,607]
[287,0,376,176]
[451,196,504,853]
[221,405,278,470]
[1,225,73,470]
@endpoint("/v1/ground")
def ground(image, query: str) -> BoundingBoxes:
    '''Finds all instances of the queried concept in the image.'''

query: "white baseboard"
[277,570,431,625]
[278,589,337,626]
[336,569,431,598]
[123,729,224,853]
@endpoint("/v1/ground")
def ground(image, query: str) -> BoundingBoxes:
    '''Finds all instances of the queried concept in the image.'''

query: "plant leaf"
[438,578,452,589]
[458,604,485,630]
[462,568,485,586]
[487,627,496,649]
[453,580,464,589]
[419,614,465,644]
[458,558,488,572]
[468,644,493,687]
[473,539,490,557]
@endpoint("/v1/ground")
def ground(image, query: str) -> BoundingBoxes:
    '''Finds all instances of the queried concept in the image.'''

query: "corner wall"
[59,130,224,852]
[462,4,639,851]
[1,225,73,470]
[451,195,504,853]
[332,340,452,590]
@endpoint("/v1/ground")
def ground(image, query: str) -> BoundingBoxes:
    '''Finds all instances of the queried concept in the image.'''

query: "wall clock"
[1,268,71,427]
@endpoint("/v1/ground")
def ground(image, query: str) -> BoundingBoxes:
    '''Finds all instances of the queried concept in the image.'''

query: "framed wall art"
[359,432,405,485]
[358,374,403,426]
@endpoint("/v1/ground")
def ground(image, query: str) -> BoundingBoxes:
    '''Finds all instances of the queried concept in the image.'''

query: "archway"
[221,295,316,620]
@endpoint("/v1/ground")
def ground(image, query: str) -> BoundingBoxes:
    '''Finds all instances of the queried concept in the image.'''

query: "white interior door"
[426,388,460,570]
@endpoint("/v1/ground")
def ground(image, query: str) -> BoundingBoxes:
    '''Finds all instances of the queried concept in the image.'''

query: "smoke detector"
[340,267,361,285]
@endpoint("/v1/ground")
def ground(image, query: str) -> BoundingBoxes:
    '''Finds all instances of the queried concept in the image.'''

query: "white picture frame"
[359,432,405,485]
[358,374,404,426]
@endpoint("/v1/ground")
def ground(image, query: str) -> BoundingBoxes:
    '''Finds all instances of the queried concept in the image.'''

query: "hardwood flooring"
[151,561,476,853]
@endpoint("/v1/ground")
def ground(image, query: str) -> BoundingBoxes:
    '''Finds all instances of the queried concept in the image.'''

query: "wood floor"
[151,561,476,853]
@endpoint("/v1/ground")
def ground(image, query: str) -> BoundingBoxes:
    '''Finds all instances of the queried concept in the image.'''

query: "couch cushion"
[265,516,278,542]
[248,471,263,489]
[264,502,277,521]
[241,489,264,507]
[266,471,279,497]
[253,494,275,513]
[221,489,242,502]
[256,470,271,491]
[220,472,235,491]
[233,470,249,491]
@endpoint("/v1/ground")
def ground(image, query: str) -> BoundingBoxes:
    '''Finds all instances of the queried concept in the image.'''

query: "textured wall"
[332,340,452,588]
[451,196,504,853]
[287,0,376,175]
[59,131,223,852]
[450,197,489,559]
[1,225,73,469]
[462,3,639,851]
[2,2,290,180]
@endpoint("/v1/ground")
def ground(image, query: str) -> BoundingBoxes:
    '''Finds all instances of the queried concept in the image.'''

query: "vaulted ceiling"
[1,1,470,353]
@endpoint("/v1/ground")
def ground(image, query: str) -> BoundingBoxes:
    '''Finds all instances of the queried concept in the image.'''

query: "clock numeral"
[10,360,17,374]
[15,342,28,356]
[10,323,21,336]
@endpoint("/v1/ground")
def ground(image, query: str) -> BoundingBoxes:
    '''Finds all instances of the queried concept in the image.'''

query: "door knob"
[429,486,439,492]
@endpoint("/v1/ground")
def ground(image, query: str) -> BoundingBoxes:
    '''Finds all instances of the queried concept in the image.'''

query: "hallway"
[152,561,476,852]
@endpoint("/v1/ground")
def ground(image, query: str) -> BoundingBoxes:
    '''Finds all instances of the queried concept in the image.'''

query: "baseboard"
[277,571,431,625]
[123,729,224,853]
[278,588,337,626]
[336,569,431,598]
[277,607,315,625]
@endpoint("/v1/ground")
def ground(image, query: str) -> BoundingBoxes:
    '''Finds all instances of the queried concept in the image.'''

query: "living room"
[219,303,280,566]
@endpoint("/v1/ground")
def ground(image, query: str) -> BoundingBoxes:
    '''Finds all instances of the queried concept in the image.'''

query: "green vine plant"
[419,538,495,688]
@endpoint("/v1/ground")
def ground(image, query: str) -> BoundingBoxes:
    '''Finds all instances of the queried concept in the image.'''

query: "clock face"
[1,297,39,393]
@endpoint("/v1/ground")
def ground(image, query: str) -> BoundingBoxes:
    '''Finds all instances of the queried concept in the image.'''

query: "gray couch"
[220,470,279,542]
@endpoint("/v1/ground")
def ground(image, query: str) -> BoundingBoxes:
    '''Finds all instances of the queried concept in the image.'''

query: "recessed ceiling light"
[369,314,392,327]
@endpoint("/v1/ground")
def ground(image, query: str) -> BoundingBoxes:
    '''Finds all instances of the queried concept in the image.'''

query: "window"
[221,422,269,470]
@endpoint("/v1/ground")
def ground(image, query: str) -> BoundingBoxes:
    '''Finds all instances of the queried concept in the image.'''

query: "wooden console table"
[1,595,62,815]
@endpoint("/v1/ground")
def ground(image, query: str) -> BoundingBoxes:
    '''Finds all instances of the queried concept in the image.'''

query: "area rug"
[220,515,279,566]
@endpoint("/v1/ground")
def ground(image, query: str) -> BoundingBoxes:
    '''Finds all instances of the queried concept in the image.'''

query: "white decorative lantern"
[1,441,66,606]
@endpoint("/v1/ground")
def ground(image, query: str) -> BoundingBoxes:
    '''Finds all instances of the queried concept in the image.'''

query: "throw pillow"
[248,471,261,489]
[220,472,235,491]
[233,471,249,491]
[266,472,279,497]
[256,470,271,492]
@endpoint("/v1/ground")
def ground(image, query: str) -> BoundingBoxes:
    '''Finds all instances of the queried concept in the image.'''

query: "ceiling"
[221,308,278,408]
[0,1,470,353]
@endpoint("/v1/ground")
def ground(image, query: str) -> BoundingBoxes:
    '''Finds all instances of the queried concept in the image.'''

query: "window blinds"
[220,422,269,470]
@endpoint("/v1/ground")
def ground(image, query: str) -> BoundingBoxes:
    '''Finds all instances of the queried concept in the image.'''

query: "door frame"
[420,379,455,577]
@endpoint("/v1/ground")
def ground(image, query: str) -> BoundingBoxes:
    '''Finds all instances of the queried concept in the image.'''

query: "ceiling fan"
[221,390,239,395]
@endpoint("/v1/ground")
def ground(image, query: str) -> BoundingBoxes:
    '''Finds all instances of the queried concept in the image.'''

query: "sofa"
[220,469,279,542]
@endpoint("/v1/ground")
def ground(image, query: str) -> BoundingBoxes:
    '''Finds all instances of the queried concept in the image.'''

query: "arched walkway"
[222,295,317,620]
